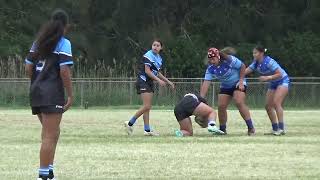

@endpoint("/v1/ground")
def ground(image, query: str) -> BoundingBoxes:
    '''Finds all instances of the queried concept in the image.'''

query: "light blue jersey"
[248,56,288,82]
[25,37,73,69]
[138,50,163,81]
[249,56,290,89]
[204,55,246,88]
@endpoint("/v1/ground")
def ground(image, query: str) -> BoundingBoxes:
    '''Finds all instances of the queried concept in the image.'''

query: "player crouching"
[174,93,224,137]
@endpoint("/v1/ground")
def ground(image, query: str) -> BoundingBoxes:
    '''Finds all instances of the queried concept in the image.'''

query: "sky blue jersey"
[25,37,73,70]
[204,55,246,88]
[248,56,288,82]
[138,50,163,81]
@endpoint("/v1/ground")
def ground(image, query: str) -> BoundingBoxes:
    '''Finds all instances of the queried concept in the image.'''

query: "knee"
[218,104,228,111]
[234,100,244,108]
[273,101,282,110]
[265,103,274,111]
[43,129,60,142]
[143,104,152,111]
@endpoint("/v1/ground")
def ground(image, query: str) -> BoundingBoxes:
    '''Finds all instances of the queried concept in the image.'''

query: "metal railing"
[0,77,319,108]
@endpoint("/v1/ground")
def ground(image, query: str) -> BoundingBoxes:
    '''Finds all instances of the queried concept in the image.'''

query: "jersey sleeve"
[58,39,73,66]
[229,56,243,69]
[204,68,215,81]
[143,57,153,67]
[268,59,280,72]
[248,61,256,70]
[25,43,37,65]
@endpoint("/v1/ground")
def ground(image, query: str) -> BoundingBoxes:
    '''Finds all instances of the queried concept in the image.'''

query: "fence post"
[129,78,133,105]
[212,82,215,107]
[80,80,84,107]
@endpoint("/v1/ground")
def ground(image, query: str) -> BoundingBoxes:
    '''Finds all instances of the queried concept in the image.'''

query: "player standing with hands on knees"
[25,9,73,180]
[125,39,175,136]
[200,47,256,136]
[245,45,290,136]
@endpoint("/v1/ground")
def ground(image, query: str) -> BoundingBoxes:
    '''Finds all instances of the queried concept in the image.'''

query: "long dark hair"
[35,9,69,59]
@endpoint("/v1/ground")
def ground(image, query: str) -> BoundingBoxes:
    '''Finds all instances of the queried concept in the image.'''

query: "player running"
[125,39,175,136]
[25,9,73,180]
[245,45,290,136]
[174,93,224,137]
[200,47,256,136]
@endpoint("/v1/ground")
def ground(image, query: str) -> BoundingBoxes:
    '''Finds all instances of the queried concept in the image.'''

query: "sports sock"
[144,124,150,132]
[128,117,137,126]
[208,119,216,126]
[245,119,254,129]
[278,121,284,130]
[48,164,54,178]
[39,166,49,178]
[220,124,226,132]
[272,123,279,131]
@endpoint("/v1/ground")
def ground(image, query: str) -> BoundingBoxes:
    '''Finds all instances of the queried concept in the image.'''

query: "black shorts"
[136,79,154,94]
[174,96,201,121]
[31,105,64,115]
[219,85,247,96]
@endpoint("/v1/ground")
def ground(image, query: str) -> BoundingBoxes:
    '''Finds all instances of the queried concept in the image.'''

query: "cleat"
[144,130,159,136]
[174,129,184,137]
[37,176,48,180]
[247,128,256,136]
[264,130,281,136]
[208,125,225,135]
[124,121,133,135]
[279,129,286,135]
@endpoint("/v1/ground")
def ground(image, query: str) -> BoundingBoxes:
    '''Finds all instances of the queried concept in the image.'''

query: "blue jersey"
[204,55,246,88]
[25,37,73,107]
[25,37,73,73]
[138,50,163,82]
[248,56,288,82]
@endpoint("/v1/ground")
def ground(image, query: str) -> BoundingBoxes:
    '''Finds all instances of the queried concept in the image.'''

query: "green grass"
[0,109,319,180]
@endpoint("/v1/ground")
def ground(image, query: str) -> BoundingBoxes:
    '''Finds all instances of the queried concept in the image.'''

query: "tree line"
[1,0,319,78]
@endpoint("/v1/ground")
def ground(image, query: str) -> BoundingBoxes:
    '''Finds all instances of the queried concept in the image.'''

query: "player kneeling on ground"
[174,93,225,137]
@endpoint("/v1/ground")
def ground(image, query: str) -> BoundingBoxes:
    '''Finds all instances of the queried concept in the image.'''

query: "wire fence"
[0,77,319,109]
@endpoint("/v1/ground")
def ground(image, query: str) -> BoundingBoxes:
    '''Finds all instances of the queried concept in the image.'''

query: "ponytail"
[35,9,69,59]
[254,44,267,54]
[220,47,237,55]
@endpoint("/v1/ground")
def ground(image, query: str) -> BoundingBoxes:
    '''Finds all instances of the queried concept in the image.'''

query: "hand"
[237,80,245,91]
[157,79,166,87]
[168,81,175,90]
[259,76,271,82]
[63,96,73,112]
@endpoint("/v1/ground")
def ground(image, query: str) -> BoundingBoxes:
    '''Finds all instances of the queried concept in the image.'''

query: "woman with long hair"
[124,39,175,136]
[200,47,256,136]
[25,9,73,180]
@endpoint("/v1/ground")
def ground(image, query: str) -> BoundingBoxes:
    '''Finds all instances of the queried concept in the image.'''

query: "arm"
[25,46,36,79]
[238,63,246,91]
[245,67,253,76]
[25,64,33,79]
[60,65,73,111]
[158,72,174,89]
[200,80,211,97]
[144,65,166,86]
[259,69,282,82]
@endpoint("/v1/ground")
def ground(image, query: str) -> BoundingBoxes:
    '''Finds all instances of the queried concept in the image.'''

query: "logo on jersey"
[55,105,63,109]
[36,60,46,72]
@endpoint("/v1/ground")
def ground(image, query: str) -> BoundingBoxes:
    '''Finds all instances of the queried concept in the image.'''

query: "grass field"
[0,109,319,180]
